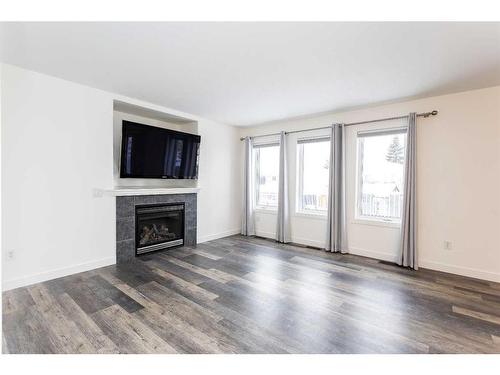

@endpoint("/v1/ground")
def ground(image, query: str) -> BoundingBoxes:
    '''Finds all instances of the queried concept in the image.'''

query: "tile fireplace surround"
[116,193,197,263]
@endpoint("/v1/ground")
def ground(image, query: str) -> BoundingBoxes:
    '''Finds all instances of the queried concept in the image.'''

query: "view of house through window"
[297,138,330,213]
[357,129,406,221]
[253,144,279,209]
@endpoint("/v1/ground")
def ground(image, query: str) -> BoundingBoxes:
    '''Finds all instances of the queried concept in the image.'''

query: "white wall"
[197,118,242,242]
[1,64,242,290]
[1,64,116,290]
[0,64,4,295]
[241,86,500,282]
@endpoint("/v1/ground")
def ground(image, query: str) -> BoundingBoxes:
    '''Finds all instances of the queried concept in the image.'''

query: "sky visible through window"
[300,140,330,212]
[255,145,279,207]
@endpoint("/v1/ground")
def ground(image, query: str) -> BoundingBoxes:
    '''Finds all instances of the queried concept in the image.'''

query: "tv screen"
[120,121,201,179]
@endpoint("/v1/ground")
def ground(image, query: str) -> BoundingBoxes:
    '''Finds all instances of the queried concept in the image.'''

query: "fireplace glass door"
[135,204,184,255]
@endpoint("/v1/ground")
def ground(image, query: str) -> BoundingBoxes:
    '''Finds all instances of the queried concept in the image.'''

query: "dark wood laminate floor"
[3,235,500,354]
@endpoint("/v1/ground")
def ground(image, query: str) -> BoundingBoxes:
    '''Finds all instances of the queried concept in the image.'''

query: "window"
[253,143,279,209]
[357,129,407,222]
[297,138,330,214]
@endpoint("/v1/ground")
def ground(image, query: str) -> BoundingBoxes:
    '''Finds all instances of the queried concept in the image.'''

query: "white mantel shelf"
[97,187,200,197]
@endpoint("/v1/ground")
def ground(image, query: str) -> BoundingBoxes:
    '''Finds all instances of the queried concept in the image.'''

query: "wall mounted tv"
[120,121,201,179]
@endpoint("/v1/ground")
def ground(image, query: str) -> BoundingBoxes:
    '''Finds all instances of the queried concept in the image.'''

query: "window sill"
[294,211,327,220]
[254,207,278,214]
[352,218,401,229]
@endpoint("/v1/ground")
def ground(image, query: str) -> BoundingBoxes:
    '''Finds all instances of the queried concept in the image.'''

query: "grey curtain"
[325,123,347,253]
[241,137,255,236]
[276,131,291,243]
[399,113,418,269]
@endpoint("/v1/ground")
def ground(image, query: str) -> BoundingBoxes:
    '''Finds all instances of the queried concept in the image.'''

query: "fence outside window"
[359,192,403,220]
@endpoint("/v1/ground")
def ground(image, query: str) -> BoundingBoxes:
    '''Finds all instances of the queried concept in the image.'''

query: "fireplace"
[116,193,196,263]
[135,203,184,255]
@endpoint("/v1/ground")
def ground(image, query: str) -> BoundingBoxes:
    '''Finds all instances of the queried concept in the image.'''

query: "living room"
[1,3,500,373]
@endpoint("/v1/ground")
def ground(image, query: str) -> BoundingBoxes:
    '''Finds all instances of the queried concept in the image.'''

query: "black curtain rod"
[240,110,438,141]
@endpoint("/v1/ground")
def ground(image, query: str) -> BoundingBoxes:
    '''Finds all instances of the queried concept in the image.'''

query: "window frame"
[253,142,280,211]
[296,136,331,217]
[355,127,407,225]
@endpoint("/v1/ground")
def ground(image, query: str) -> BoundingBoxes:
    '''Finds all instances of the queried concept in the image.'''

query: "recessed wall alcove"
[112,100,200,190]
[110,100,201,262]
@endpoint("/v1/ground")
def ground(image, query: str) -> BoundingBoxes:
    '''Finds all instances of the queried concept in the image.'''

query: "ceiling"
[1,22,500,126]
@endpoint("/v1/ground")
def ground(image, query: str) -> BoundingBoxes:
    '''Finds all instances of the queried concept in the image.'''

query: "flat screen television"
[120,121,201,179]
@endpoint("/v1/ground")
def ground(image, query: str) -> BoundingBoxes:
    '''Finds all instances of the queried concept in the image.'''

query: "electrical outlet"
[443,241,452,250]
[7,250,15,260]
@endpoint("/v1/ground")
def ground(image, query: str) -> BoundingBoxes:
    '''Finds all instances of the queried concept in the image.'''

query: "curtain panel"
[399,113,418,269]
[276,131,291,243]
[325,123,347,253]
[241,137,255,236]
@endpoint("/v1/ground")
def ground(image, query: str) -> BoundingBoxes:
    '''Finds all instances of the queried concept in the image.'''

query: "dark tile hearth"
[116,194,197,263]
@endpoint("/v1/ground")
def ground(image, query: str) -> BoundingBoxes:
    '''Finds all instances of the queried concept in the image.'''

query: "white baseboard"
[255,232,324,250]
[334,247,500,283]
[290,236,324,249]
[197,228,241,244]
[348,246,399,263]
[255,230,275,240]
[5,234,497,291]
[329,244,499,283]
[419,260,500,283]
[2,256,116,291]
[2,229,238,291]
[249,234,500,283]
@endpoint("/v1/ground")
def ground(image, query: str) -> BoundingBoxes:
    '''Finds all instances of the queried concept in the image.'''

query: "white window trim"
[254,207,278,214]
[355,127,407,225]
[352,218,401,228]
[294,211,328,220]
[296,136,330,217]
[253,142,279,211]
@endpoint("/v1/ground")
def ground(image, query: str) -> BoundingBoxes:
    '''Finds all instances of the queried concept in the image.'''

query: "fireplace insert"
[135,203,184,255]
